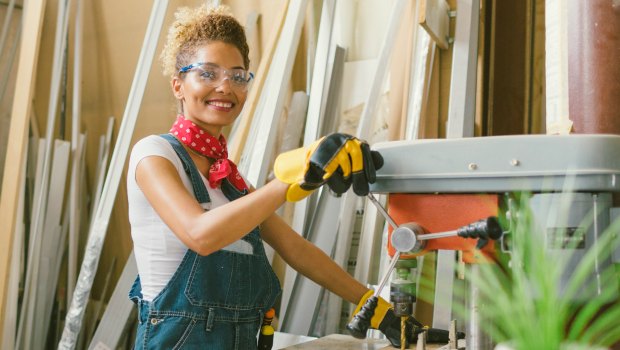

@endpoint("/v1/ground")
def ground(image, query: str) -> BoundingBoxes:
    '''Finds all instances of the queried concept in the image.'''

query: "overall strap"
[220,177,248,201]
[160,133,211,204]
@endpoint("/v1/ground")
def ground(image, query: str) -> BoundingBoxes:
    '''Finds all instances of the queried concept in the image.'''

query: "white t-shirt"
[127,135,235,301]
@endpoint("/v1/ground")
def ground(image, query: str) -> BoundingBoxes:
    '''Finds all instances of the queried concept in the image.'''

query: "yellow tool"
[257,308,276,350]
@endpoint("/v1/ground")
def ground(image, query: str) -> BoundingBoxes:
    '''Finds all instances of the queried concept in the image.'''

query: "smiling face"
[172,41,248,137]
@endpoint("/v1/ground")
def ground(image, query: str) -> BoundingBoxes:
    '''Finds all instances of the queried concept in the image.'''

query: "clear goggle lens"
[179,62,254,92]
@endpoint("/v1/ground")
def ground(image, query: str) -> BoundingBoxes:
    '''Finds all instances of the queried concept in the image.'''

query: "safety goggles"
[179,62,254,92]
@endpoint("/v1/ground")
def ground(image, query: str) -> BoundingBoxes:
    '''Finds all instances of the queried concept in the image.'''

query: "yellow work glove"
[347,289,425,348]
[274,133,384,202]
[349,289,392,331]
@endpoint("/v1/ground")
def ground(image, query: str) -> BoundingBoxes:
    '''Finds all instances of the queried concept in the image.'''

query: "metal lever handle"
[417,216,503,250]
[347,193,403,339]
[391,216,504,254]
[367,192,399,230]
[365,192,405,295]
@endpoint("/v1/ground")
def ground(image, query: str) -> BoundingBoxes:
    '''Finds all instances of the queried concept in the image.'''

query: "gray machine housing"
[371,134,620,194]
[370,134,620,300]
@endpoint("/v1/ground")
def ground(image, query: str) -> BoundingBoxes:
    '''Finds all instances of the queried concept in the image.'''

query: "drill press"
[347,192,502,348]
[365,134,620,349]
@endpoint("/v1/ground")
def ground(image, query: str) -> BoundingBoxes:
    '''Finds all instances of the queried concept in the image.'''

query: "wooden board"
[228,0,289,163]
[0,0,47,344]
[419,0,450,50]
[239,0,306,188]
[405,31,435,140]
[387,0,416,141]
[1,136,27,350]
[18,0,72,345]
[530,0,545,134]
[31,140,71,350]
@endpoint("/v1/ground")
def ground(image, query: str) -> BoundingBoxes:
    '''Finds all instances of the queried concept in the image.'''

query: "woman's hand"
[273,133,384,202]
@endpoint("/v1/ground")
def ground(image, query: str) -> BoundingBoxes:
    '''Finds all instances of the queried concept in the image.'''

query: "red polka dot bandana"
[169,114,248,192]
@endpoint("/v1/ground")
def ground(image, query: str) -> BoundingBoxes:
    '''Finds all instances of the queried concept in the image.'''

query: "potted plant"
[450,193,620,350]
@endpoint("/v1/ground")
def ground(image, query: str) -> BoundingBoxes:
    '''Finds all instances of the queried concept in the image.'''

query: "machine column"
[567,1,620,134]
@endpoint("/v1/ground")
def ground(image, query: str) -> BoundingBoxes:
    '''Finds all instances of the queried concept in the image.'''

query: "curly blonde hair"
[160,3,250,77]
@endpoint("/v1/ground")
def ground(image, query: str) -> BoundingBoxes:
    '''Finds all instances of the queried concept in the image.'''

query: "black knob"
[485,216,503,240]
[371,150,384,170]
[346,296,378,339]
[457,216,503,249]
[457,216,502,240]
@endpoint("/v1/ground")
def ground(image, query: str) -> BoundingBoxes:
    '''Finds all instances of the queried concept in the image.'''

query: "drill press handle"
[392,216,504,253]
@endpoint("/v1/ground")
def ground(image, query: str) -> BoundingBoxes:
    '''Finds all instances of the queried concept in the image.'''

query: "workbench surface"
[280,333,456,349]
[280,334,390,349]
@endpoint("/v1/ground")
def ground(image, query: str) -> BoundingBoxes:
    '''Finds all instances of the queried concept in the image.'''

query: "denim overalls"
[129,134,281,349]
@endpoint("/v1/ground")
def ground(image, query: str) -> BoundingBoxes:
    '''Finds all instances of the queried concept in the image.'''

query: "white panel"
[445,0,480,138]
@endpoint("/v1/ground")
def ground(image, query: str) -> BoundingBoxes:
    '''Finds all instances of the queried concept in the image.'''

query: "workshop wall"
[0,0,549,346]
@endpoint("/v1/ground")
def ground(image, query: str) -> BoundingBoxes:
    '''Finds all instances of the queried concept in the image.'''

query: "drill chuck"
[390,280,415,317]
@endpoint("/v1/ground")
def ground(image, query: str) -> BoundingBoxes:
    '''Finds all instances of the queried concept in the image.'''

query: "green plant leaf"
[452,192,620,348]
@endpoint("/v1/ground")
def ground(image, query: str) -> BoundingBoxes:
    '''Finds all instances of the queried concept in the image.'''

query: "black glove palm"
[378,309,420,348]
[304,133,384,196]
[380,310,463,348]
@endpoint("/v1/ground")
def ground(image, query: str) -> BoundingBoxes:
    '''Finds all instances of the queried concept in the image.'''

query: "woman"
[127,4,407,349]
